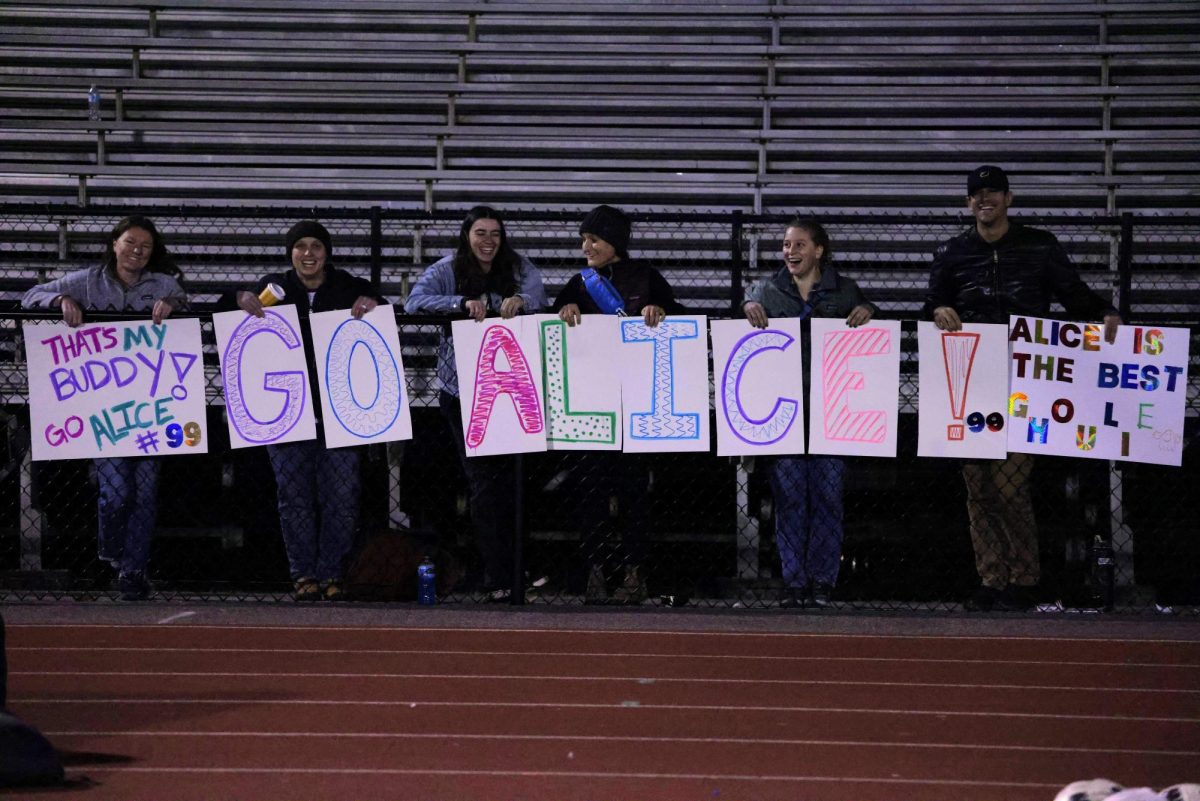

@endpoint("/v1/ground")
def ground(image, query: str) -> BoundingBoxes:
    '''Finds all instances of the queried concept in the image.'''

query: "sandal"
[322,581,345,601]
[293,577,319,602]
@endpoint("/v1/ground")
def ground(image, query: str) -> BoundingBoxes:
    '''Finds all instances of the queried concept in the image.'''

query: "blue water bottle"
[87,85,101,121]
[417,556,436,605]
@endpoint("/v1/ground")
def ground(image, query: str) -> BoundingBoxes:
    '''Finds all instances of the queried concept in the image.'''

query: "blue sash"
[580,268,627,316]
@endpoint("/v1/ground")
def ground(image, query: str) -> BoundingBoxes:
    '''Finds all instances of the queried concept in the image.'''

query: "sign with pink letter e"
[807,318,901,458]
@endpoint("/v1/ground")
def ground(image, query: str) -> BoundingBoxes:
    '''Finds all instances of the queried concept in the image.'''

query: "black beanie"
[285,220,333,259]
[579,205,631,257]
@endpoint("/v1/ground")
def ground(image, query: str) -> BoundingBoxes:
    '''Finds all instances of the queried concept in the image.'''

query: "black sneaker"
[996,584,1037,611]
[118,572,151,601]
[964,586,1001,612]
[809,582,834,609]
[779,588,807,609]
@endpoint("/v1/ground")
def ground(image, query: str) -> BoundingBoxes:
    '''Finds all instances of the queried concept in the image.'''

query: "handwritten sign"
[537,314,622,451]
[710,318,805,457]
[309,305,412,449]
[1007,315,1188,465]
[618,315,711,454]
[212,306,317,450]
[452,317,547,457]
[808,318,901,457]
[24,319,208,461]
[917,322,1009,459]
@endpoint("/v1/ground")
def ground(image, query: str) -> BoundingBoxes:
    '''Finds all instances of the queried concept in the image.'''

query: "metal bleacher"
[1,0,1198,214]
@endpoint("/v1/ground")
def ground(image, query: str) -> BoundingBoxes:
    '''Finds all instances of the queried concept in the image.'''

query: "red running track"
[5,621,1199,800]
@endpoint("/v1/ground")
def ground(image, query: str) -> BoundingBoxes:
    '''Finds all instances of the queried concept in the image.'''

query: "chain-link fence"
[0,205,1196,612]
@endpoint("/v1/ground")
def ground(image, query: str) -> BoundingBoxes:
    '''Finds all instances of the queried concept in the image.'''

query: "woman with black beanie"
[552,205,685,604]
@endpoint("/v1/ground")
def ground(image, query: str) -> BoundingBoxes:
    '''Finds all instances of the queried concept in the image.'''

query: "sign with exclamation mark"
[917,321,1009,458]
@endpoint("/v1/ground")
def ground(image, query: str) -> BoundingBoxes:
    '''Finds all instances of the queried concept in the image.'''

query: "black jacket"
[552,260,686,317]
[925,222,1116,324]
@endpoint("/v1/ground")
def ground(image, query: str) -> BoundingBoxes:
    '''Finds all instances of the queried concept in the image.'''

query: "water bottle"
[417,555,436,605]
[87,85,101,121]
[1087,535,1115,611]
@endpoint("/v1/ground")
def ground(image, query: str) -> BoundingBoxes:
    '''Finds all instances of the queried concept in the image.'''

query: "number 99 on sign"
[165,421,202,448]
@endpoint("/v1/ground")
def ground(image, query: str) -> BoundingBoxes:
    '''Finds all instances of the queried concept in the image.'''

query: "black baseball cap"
[967,165,1009,195]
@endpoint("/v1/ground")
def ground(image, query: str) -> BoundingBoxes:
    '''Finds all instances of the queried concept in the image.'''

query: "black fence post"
[370,206,383,291]
[510,453,526,605]
[1117,212,1133,322]
[729,209,745,315]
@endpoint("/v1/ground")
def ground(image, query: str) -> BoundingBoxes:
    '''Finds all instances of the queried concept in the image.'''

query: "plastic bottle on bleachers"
[417,556,436,605]
[87,85,101,121]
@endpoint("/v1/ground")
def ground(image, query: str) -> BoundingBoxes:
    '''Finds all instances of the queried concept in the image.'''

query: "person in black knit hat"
[552,205,686,604]
[235,220,385,602]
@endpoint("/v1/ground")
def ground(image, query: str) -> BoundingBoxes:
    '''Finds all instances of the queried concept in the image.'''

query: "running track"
[4,605,1198,800]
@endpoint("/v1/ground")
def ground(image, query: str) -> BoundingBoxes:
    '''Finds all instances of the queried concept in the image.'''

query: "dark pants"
[95,456,162,577]
[576,451,650,571]
[440,391,517,590]
[267,439,361,583]
[962,452,1040,590]
[768,455,846,590]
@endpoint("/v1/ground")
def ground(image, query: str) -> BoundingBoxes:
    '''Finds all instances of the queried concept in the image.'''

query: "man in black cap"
[926,165,1121,612]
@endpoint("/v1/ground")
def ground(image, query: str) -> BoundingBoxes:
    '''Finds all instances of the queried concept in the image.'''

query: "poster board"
[808,318,901,457]
[25,318,208,461]
[537,314,622,451]
[710,318,806,457]
[451,317,547,457]
[618,315,711,454]
[212,305,317,449]
[309,305,412,449]
[1007,315,1188,465]
[916,321,1010,459]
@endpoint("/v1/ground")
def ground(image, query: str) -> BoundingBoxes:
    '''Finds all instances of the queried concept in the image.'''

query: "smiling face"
[967,187,1012,232]
[111,226,154,279]
[581,233,619,269]
[469,217,502,272]
[291,236,328,288]
[781,226,824,282]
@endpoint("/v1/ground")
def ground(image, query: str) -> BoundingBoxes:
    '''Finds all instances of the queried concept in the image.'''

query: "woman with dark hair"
[742,216,876,609]
[22,215,187,600]
[404,206,547,601]
[551,204,687,605]
[236,219,384,602]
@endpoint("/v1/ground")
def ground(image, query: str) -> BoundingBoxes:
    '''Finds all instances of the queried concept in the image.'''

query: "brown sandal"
[322,581,345,601]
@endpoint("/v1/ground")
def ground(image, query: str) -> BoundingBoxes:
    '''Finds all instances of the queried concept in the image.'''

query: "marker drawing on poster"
[916,321,1009,459]
[24,318,208,461]
[617,314,711,454]
[452,317,547,457]
[710,318,805,457]
[808,318,901,457]
[212,305,317,449]
[536,314,622,451]
[1007,315,1188,465]
[309,305,412,449]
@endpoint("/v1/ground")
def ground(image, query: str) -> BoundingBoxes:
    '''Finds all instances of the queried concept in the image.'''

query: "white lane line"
[45,765,1065,789]
[9,622,1200,645]
[15,670,1200,695]
[41,730,1200,757]
[12,646,1198,669]
[156,611,196,625]
[17,698,1200,723]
